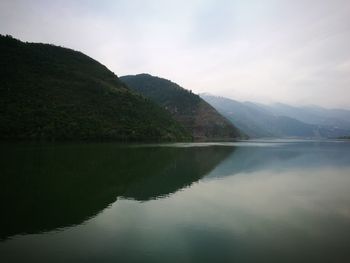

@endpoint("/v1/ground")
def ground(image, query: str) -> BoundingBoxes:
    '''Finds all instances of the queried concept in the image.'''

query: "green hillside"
[121,74,243,140]
[0,35,190,141]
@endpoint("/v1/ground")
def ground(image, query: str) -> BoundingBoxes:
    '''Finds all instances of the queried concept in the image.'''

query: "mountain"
[0,35,190,141]
[260,103,350,130]
[201,94,350,138]
[120,74,244,140]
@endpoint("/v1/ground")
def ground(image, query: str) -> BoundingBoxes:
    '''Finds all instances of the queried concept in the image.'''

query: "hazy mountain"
[201,94,350,138]
[261,103,350,130]
[0,35,190,141]
[121,74,244,140]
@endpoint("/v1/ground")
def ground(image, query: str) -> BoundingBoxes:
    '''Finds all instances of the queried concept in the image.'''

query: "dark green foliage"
[0,35,190,141]
[121,74,243,140]
[121,74,201,115]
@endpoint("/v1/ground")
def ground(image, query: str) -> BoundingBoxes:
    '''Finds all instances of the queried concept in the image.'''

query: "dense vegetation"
[0,35,190,141]
[121,74,243,140]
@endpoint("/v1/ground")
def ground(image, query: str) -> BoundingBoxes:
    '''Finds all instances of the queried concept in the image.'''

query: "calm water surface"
[1,140,350,262]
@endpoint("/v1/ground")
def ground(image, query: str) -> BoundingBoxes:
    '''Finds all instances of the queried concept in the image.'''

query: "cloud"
[0,0,349,108]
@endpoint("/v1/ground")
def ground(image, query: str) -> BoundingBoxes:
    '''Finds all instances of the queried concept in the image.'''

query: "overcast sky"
[1,0,350,108]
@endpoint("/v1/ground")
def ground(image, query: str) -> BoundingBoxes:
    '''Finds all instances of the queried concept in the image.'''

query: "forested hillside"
[0,35,190,141]
[121,74,243,140]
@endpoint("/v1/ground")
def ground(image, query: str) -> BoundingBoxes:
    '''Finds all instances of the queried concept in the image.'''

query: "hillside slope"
[201,94,350,138]
[121,74,243,140]
[0,35,190,141]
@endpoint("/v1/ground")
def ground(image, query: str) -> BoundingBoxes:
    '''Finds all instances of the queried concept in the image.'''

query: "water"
[1,140,350,262]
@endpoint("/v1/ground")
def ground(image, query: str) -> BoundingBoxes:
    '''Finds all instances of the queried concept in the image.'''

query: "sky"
[1,0,350,109]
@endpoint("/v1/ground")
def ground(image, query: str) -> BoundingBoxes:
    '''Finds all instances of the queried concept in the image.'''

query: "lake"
[1,140,350,262]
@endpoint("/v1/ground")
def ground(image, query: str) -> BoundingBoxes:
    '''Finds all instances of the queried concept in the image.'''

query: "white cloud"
[0,0,349,108]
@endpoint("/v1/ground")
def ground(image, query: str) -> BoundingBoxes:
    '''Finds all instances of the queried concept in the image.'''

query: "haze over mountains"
[201,94,350,139]
[1,35,349,141]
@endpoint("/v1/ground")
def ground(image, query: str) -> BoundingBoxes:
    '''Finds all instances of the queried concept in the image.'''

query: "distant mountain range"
[121,74,243,140]
[1,34,348,141]
[201,94,350,138]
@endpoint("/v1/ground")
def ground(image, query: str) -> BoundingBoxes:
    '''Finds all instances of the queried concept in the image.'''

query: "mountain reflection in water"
[1,141,350,263]
[0,143,233,240]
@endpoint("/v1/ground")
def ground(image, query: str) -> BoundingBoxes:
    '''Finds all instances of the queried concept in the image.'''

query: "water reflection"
[1,141,350,263]
[205,141,350,179]
[0,143,233,240]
